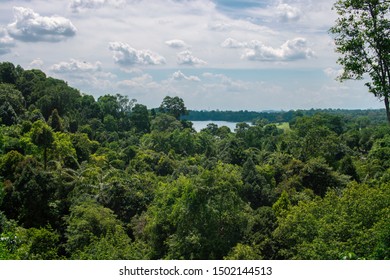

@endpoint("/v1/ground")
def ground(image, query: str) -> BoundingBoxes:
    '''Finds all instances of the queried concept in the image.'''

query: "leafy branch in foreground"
[330,0,390,123]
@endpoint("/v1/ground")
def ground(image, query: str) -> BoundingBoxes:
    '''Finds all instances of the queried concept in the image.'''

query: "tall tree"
[130,104,150,133]
[30,120,54,170]
[0,62,18,84]
[330,0,390,123]
[159,96,188,120]
[48,109,64,132]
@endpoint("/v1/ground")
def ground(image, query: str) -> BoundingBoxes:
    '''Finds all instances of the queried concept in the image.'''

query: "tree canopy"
[0,61,389,260]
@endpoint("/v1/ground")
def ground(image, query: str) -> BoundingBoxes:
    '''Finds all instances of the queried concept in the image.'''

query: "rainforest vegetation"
[0,61,389,260]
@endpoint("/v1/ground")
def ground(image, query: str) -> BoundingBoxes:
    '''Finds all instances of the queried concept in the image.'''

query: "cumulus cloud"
[69,0,126,12]
[6,7,77,42]
[277,3,301,22]
[276,38,314,60]
[177,50,206,66]
[223,37,314,61]
[171,70,201,82]
[51,59,102,73]
[50,59,116,92]
[221,38,247,49]
[29,58,44,68]
[165,39,187,49]
[0,28,15,55]
[109,42,166,66]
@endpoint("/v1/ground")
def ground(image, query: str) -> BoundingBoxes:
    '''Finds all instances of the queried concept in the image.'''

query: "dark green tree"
[0,150,24,182]
[0,84,25,125]
[48,109,64,132]
[16,69,46,106]
[0,102,18,126]
[330,0,390,123]
[80,94,100,120]
[130,104,150,133]
[300,157,348,197]
[1,157,56,228]
[0,62,18,84]
[338,155,359,181]
[71,133,98,163]
[30,120,54,170]
[159,96,188,120]
[150,114,182,132]
[241,156,273,208]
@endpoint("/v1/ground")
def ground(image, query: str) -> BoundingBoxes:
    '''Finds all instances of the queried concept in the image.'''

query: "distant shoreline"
[182,108,387,123]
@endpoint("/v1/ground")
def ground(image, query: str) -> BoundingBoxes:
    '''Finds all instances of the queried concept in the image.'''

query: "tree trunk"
[44,146,47,170]
[385,95,390,125]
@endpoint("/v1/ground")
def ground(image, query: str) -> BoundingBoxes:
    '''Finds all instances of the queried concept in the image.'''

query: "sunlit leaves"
[65,200,133,259]
[273,182,390,259]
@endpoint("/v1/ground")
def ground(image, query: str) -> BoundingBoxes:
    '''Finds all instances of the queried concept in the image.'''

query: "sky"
[0,0,384,111]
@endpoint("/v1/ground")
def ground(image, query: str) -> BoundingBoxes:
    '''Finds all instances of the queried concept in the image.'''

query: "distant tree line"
[183,109,387,124]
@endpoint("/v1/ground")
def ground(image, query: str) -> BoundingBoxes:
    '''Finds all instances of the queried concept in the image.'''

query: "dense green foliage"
[0,62,389,260]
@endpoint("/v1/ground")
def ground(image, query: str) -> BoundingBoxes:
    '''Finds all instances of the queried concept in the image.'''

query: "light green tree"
[65,200,133,259]
[273,182,390,259]
[145,163,251,259]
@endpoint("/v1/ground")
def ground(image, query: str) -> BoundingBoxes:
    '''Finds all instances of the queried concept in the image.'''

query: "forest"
[0,61,389,260]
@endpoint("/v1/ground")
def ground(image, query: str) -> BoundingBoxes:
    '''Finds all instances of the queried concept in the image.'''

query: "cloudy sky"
[0,0,383,110]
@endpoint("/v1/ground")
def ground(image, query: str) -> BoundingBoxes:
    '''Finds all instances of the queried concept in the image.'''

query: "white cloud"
[0,28,15,55]
[165,39,187,49]
[117,74,156,89]
[171,70,201,82]
[109,41,166,66]
[69,0,126,12]
[277,38,315,60]
[221,38,247,49]
[177,50,206,66]
[323,67,343,78]
[49,59,116,93]
[277,3,301,22]
[223,37,314,61]
[51,59,102,73]
[29,58,44,68]
[0,0,376,110]
[7,7,77,42]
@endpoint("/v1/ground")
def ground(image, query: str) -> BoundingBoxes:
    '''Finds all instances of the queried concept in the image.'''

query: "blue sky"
[0,0,382,110]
